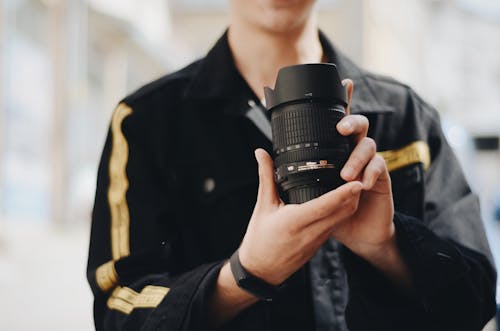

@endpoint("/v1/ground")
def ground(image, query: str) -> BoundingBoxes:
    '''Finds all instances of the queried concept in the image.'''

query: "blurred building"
[0,0,174,227]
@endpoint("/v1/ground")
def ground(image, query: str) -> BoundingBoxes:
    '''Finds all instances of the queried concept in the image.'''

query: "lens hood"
[264,63,348,110]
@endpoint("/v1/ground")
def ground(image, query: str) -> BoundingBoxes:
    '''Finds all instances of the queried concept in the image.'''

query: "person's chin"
[269,0,300,8]
[260,16,306,34]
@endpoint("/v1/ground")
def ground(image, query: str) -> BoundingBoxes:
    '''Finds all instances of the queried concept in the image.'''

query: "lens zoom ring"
[274,145,349,165]
[271,103,344,150]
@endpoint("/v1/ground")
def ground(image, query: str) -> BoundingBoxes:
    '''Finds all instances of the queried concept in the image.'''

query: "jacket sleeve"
[343,89,497,331]
[87,103,223,331]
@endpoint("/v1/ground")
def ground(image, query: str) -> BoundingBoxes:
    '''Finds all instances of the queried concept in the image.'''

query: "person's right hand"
[238,149,363,286]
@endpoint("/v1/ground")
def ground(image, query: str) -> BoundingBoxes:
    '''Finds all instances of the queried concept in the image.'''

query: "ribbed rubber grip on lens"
[271,102,345,151]
[288,186,331,204]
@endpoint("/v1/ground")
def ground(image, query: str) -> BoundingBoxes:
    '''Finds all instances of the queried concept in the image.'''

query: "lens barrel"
[264,63,350,204]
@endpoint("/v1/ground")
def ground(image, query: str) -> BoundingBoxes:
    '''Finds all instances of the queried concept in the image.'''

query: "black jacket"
[87,31,496,331]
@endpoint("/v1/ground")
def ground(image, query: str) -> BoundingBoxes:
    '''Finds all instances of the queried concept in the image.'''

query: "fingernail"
[254,149,261,165]
[342,166,354,179]
[340,121,351,131]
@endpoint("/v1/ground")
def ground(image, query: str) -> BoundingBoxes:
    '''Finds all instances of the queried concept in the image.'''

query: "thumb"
[342,79,354,115]
[254,148,280,209]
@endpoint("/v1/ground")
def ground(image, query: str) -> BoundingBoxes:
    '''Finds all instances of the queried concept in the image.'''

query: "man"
[87,1,496,330]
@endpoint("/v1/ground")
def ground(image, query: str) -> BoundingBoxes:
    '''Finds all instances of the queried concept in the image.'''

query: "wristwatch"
[229,249,282,302]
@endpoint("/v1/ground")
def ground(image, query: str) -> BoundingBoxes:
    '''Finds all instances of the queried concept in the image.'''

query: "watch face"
[237,275,273,301]
[237,276,251,288]
[238,277,256,293]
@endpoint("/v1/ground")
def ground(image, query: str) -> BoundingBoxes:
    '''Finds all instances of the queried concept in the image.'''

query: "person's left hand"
[328,80,410,287]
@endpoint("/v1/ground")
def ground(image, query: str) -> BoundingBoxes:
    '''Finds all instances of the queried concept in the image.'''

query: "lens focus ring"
[271,102,345,153]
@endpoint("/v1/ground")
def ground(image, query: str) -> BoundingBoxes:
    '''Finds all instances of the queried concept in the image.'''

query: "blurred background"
[0,0,499,330]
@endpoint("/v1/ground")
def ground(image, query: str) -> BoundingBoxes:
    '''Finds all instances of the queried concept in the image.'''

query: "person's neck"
[228,18,322,101]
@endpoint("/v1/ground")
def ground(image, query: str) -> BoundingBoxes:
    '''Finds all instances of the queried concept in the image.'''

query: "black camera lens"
[264,63,350,204]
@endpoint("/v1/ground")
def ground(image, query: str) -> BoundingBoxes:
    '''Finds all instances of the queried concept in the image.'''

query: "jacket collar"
[184,30,253,101]
[184,29,394,114]
[319,31,394,114]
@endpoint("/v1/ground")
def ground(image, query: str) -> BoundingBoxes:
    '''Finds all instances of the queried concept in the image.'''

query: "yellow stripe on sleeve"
[108,103,133,260]
[96,260,119,292]
[378,140,430,172]
[107,286,170,315]
[95,103,133,293]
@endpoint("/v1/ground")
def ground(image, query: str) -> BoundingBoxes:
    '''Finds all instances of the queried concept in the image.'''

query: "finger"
[254,148,280,209]
[288,181,363,224]
[336,115,369,142]
[360,154,389,190]
[341,137,377,181]
[305,192,361,238]
[342,79,354,115]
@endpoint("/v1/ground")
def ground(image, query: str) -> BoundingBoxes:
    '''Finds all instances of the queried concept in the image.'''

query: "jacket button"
[203,177,216,193]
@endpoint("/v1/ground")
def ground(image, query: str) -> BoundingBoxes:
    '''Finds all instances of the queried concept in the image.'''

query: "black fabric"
[343,213,496,331]
[87,30,496,330]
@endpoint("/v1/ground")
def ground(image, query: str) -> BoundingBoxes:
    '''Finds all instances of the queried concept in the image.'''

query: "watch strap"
[229,249,281,302]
